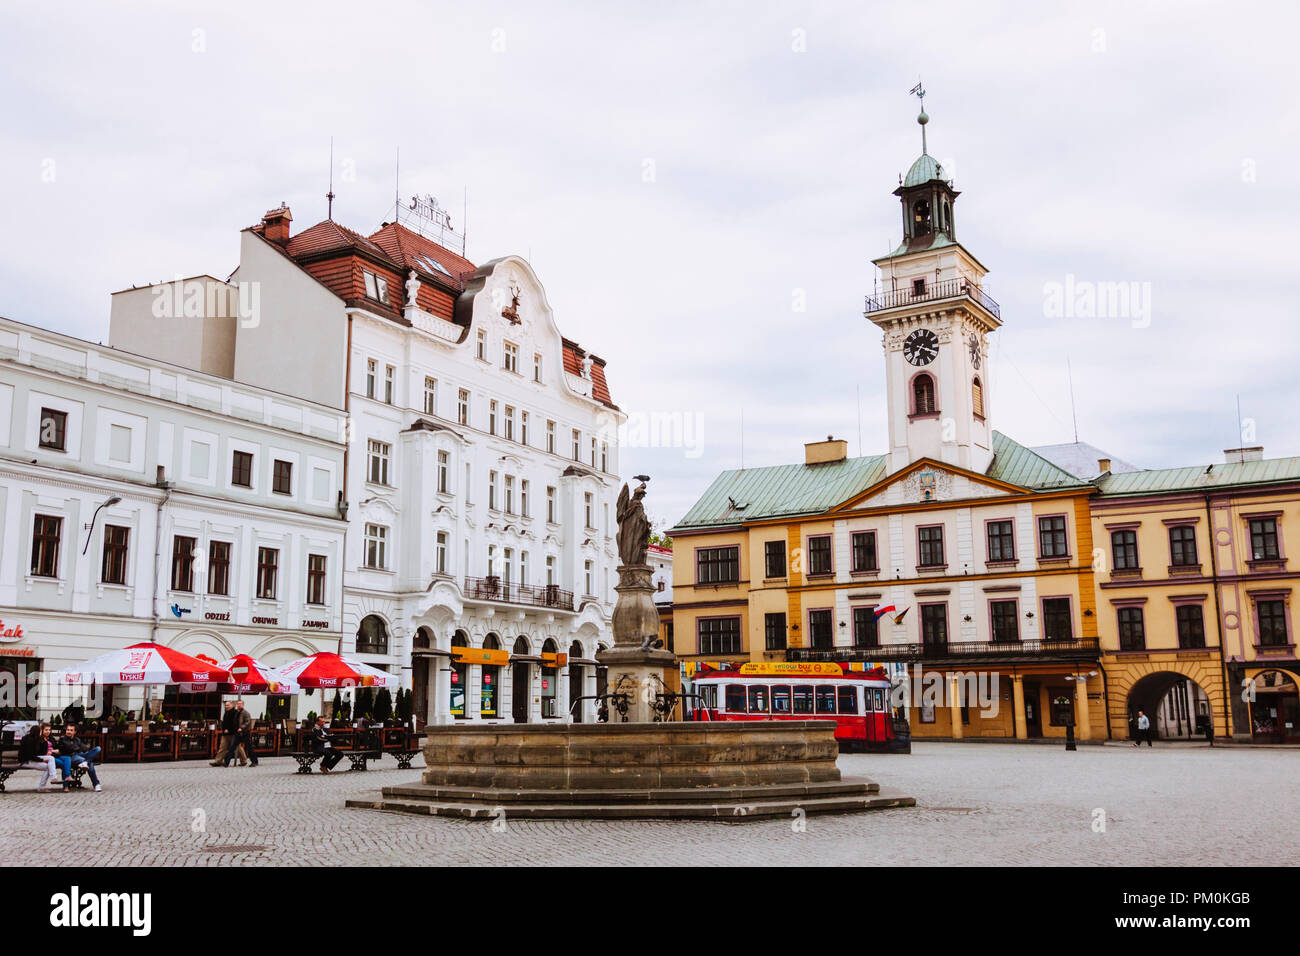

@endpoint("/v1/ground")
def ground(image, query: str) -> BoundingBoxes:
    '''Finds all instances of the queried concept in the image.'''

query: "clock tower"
[867,96,1002,475]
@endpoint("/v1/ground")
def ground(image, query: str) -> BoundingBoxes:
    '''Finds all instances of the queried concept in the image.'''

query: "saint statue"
[405,270,421,307]
[615,481,651,567]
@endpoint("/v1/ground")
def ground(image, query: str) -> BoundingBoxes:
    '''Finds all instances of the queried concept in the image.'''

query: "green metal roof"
[1097,456,1300,497]
[670,431,1087,532]
[903,153,946,188]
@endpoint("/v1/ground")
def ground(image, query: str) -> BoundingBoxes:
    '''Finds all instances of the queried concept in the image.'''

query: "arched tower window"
[913,374,937,416]
[942,201,952,235]
[912,199,932,236]
[972,377,984,418]
[356,615,389,655]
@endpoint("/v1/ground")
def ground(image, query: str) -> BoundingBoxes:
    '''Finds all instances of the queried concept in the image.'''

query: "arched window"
[480,633,501,718]
[540,638,559,718]
[913,374,936,416]
[972,377,984,418]
[942,201,951,235]
[912,199,932,235]
[449,630,469,719]
[356,615,389,655]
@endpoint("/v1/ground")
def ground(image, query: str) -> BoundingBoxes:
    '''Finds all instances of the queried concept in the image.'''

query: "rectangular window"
[437,450,450,494]
[853,607,879,648]
[1038,516,1069,558]
[584,559,593,595]
[600,441,609,472]
[231,450,254,488]
[171,535,196,592]
[362,270,388,304]
[108,424,132,463]
[101,524,130,585]
[837,686,859,715]
[384,364,395,404]
[546,554,555,586]
[503,341,519,373]
[1111,529,1139,570]
[520,551,529,585]
[457,389,470,425]
[546,420,556,454]
[808,608,834,649]
[921,604,948,650]
[365,359,377,399]
[520,411,529,446]
[764,612,787,651]
[990,599,1019,643]
[364,524,387,570]
[590,436,597,467]
[918,525,945,568]
[504,405,515,441]
[272,459,293,495]
[534,353,543,382]
[256,547,279,599]
[698,617,741,655]
[584,492,594,528]
[39,407,68,451]
[367,440,391,485]
[1042,597,1073,641]
[696,546,739,584]
[502,548,513,585]
[764,539,786,578]
[987,519,1015,562]
[571,429,581,461]
[505,475,516,514]
[489,400,498,435]
[807,535,832,575]
[851,531,877,573]
[435,532,449,575]
[488,470,498,510]
[476,328,487,360]
[1176,604,1206,649]
[1117,606,1145,651]
[1249,518,1280,561]
[306,554,327,606]
[520,479,530,518]
[208,541,231,596]
[1258,599,1288,646]
[546,486,556,523]
[423,377,438,415]
[1169,525,1198,567]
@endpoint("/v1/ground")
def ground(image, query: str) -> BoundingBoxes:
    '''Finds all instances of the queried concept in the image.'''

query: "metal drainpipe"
[149,470,173,712]
[1206,493,1231,740]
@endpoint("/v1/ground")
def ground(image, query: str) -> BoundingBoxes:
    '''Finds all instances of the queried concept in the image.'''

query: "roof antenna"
[462,185,468,257]
[857,384,864,457]
[394,147,400,226]
[740,407,745,471]
[1067,355,1079,444]
[326,136,336,221]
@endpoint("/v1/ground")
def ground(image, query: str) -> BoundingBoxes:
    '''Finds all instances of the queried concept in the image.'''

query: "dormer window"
[363,270,389,304]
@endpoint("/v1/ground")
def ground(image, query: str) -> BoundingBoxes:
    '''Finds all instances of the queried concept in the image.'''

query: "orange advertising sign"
[450,647,510,666]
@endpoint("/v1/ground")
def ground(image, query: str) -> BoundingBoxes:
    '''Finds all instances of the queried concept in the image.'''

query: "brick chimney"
[1224,446,1264,464]
[1097,457,1112,474]
[805,436,848,465]
[260,204,292,245]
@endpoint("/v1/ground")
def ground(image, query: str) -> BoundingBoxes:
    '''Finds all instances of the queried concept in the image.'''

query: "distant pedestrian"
[1134,710,1152,747]
[229,700,258,768]
[211,701,240,766]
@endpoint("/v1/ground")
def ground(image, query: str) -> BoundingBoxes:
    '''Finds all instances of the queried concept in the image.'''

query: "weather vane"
[910,79,929,154]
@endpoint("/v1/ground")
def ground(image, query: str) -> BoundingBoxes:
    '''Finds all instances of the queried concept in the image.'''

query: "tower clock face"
[968,332,981,369]
[903,328,939,366]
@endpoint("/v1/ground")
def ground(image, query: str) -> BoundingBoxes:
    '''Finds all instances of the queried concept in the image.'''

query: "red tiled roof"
[562,340,615,407]
[285,219,391,261]
[368,221,477,291]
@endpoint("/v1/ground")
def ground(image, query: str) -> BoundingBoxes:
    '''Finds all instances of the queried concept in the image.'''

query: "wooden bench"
[0,762,87,792]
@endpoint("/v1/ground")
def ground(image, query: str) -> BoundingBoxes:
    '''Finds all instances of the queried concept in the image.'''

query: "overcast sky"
[2,0,1297,526]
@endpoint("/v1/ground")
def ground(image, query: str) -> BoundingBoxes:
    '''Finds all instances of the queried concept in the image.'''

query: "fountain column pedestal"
[596,563,675,722]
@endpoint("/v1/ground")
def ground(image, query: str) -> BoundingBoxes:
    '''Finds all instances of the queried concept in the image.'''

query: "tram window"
[725,684,747,713]
[793,685,814,714]
[815,685,837,714]
[837,686,858,714]
[771,685,792,714]
[700,685,717,709]
[748,685,769,714]
[873,688,885,711]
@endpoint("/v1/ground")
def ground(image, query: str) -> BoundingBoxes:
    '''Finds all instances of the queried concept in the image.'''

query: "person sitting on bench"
[55,724,102,792]
[19,723,61,791]
[310,717,345,773]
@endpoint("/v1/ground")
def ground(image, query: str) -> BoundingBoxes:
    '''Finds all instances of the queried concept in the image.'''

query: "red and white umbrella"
[267,652,396,692]
[51,642,231,687]
[211,654,279,694]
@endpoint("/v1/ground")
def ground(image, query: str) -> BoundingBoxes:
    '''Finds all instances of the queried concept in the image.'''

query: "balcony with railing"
[463,575,575,612]
[787,637,1099,665]
[865,278,1000,320]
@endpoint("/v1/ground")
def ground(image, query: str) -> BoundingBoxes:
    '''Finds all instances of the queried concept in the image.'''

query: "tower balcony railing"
[463,575,575,612]
[865,278,1001,320]
[786,636,1099,664]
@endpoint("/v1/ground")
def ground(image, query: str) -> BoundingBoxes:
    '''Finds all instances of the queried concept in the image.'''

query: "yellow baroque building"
[668,107,1300,743]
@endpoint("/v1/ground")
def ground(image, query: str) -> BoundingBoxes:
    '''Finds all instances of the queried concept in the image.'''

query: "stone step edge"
[345,789,917,821]
[382,776,882,804]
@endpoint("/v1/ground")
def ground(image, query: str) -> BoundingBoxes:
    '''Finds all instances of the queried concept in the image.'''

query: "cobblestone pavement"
[2,742,1293,866]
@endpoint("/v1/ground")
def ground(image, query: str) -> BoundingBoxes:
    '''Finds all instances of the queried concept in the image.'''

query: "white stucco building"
[0,314,348,722]
[109,204,626,725]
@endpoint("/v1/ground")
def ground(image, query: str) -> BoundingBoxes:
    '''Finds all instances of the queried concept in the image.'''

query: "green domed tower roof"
[903,152,946,187]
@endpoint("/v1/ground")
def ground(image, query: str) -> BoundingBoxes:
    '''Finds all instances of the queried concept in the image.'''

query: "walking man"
[1134,710,1152,747]
[229,699,258,768]
[211,701,240,766]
